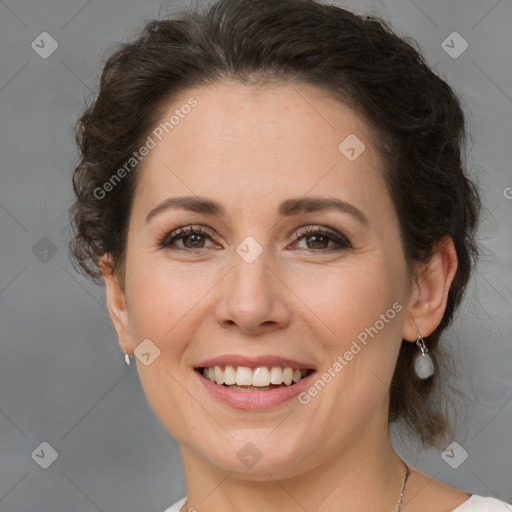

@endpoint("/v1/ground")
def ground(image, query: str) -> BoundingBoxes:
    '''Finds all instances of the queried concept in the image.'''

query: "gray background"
[0,0,511,510]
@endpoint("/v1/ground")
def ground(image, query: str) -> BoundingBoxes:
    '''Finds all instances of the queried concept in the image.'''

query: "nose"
[214,248,291,336]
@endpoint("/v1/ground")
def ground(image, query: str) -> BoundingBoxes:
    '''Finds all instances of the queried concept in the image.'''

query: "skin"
[100,82,469,511]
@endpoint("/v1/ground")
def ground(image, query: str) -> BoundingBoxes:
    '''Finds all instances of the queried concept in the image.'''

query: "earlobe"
[402,236,458,342]
[99,254,134,355]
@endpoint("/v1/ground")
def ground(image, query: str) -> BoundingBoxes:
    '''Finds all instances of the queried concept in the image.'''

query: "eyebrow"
[145,195,368,225]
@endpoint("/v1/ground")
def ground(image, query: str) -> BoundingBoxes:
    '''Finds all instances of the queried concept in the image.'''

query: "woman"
[68,0,511,510]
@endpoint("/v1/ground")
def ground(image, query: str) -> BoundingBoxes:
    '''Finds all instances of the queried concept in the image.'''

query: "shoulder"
[162,496,187,512]
[161,491,512,512]
[452,495,512,511]
[403,467,511,512]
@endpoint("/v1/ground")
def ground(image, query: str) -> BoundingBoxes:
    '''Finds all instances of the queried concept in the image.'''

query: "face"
[106,81,415,479]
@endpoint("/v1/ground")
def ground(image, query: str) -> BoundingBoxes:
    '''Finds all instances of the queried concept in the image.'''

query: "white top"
[164,495,512,511]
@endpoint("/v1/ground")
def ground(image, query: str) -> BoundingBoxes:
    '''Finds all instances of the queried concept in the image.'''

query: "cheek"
[125,257,190,347]
[124,261,197,425]
[125,256,226,362]
[304,268,405,415]
[294,254,407,398]
[291,256,404,342]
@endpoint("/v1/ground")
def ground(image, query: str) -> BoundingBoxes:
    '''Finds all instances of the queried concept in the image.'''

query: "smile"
[194,362,317,410]
[199,365,312,390]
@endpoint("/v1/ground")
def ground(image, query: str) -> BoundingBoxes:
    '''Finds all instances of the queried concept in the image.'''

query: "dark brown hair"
[69,0,481,448]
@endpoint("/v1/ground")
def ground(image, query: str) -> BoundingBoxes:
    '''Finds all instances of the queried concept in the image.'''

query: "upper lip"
[195,354,316,370]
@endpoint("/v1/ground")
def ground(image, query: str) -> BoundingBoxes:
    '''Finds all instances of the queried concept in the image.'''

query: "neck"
[178,424,406,512]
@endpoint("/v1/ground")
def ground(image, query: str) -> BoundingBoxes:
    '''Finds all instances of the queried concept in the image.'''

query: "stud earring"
[124,352,132,367]
[413,330,435,379]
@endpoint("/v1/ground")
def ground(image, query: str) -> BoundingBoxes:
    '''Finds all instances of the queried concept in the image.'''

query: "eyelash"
[157,224,352,254]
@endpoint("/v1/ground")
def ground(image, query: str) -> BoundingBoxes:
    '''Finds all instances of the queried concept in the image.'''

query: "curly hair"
[68,0,481,449]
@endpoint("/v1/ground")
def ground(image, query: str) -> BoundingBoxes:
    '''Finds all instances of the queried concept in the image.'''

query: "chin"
[189,431,316,480]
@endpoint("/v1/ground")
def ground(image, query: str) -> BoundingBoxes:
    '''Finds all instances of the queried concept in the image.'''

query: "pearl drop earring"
[413,330,435,379]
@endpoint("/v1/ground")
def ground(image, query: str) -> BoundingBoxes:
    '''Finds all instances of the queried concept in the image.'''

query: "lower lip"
[195,369,316,411]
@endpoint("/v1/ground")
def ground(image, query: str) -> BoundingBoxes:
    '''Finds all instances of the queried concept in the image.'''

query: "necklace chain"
[396,456,410,511]
[179,457,410,512]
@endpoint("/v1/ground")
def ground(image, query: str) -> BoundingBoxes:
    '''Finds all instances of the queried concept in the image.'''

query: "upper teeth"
[202,366,309,387]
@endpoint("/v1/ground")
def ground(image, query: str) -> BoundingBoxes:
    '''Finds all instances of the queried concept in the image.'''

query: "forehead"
[132,81,387,220]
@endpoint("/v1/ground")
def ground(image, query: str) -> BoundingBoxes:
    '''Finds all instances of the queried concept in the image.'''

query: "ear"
[402,236,458,342]
[100,253,134,355]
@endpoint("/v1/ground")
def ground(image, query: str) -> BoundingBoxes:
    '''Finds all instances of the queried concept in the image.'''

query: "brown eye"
[303,233,329,250]
[159,225,218,251]
[181,233,207,249]
[291,226,351,252]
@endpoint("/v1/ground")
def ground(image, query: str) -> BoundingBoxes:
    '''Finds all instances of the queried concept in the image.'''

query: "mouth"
[194,365,314,391]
